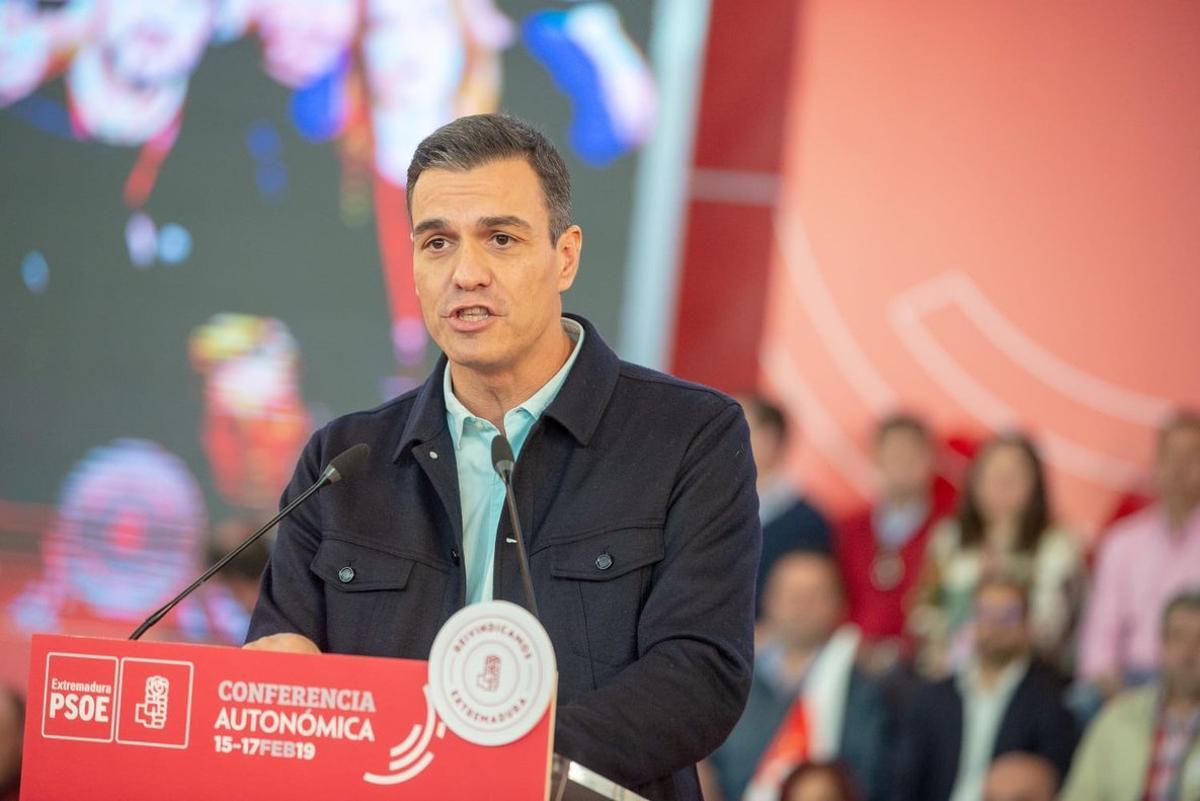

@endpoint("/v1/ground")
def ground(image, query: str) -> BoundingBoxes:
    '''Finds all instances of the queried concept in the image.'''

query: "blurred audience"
[1077,410,1200,700]
[741,394,832,617]
[983,752,1059,801]
[707,553,887,801]
[779,761,860,801]
[1061,591,1200,801]
[834,414,956,676]
[0,685,23,801]
[894,577,1078,801]
[912,434,1082,677]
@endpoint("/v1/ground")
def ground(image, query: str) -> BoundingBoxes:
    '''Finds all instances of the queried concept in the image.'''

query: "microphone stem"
[128,471,330,640]
[501,472,539,618]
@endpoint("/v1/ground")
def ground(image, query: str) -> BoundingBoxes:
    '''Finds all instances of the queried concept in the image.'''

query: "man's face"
[875,428,933,502]
[105,0,215,84]
[1161,606,1200,700]
[974,584,1031,667]
[1156,424,1200,512]
[763,555,843,651]
[410,157,581,377]
[982,754,1057,801]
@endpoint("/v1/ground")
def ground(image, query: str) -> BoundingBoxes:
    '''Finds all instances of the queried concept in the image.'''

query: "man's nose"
[451,241,492,290]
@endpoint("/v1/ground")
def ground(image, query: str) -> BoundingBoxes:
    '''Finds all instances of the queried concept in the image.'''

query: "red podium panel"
[21,634,555,800]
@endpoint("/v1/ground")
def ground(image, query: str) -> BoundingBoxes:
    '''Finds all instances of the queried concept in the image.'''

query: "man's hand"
[243,633,321,654]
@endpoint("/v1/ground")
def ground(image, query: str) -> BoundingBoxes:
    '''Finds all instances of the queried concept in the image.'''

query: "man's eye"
[425,237,448,251]
[492,233,513,247]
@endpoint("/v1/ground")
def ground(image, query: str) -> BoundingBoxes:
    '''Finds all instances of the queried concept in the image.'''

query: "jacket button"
[450,548,461,565]
[595,553,613,571]
[338,566,355,583]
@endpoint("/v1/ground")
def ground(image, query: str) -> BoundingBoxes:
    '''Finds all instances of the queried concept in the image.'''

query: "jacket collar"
[391,313,620,461]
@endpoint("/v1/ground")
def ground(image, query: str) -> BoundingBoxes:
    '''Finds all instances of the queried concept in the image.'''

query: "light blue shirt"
[444,318,585,605]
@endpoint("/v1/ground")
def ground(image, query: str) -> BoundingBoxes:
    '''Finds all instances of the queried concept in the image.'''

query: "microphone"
[491,435,539,618]
[129,443,371,640]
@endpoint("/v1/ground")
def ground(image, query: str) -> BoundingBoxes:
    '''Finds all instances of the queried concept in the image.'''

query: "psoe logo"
[116,658,193,749]
[42,653,119,743]
[134,675,170,730]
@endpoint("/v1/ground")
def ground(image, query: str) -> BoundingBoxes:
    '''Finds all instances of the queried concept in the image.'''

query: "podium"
[19,602,649,801]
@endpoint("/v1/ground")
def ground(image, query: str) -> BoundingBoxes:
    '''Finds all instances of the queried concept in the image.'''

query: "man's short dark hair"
[874,412,932,447]
[406,113,573,242]
[740,393,789,445]
[1158,408,1200,454]
[1163,589,1200,635]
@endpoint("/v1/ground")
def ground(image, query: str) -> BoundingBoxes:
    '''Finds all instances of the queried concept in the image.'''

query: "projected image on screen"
[0,0,659,683]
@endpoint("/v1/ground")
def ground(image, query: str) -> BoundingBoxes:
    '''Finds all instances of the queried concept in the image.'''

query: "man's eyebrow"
[478,215,533,231]
[412,218,449,237]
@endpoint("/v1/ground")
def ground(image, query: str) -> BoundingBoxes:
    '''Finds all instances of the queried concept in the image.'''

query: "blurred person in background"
[741,394,832,618]
[894,577,1078,801]
[982,753,1059,801]
[834,414,956,678]
[1077,410,1200,705]
[778,761,860,801]
[1062,591,1200,801]
[0,685,23,801]
[911,433,1082,678]
[707,553,888,801]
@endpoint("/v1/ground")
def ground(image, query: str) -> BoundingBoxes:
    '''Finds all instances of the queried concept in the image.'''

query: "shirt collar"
[442,317,584,448]
[958,657,1030,700]
[392,314,620,461]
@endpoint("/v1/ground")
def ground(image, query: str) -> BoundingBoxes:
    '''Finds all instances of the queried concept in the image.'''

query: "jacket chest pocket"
[544,524,665,676]
[309,537,437,657]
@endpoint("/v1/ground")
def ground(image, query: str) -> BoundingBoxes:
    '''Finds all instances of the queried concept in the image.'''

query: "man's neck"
[775,640,819,683]
[974,655,1025,691]
[449,326,574,431]
[883,490,926,514]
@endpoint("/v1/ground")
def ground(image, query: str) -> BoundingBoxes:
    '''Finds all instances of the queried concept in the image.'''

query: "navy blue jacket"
[247,315,761,801]
[892,661,1079,801]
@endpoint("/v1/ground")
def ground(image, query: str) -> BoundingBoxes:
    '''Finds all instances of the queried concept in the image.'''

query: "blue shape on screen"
[7,94,77,140]
[21,250,50,293]
[246,120,281,160]
[256,163,288,200]
[290,51,349,143]
[158,223,193,264]
[523,10,625,167]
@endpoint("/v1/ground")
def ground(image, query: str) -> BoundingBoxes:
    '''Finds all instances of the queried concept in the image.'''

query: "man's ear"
[556,225,583,292]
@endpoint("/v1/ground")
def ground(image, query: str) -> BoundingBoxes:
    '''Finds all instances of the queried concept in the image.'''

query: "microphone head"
[324,443,370,485]
[491,434,515,478]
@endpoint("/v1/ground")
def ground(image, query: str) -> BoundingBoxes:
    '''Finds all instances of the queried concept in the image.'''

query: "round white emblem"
[427,600,557,746]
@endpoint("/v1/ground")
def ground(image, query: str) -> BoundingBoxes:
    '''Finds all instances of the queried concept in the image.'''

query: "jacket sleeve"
[245,429,330,648]
[1059,705,1111,801]
[1077,530,1125,681]
[552,401,761,789]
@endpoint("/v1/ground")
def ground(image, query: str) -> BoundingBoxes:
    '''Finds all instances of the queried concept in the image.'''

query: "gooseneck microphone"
[490,434,539,618]
[129,443,371,640]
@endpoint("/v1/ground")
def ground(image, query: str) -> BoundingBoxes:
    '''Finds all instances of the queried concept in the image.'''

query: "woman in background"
[911,433,1083,676]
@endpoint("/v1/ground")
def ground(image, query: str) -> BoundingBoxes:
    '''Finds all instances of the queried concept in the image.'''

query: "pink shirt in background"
[1078,505,1200,680]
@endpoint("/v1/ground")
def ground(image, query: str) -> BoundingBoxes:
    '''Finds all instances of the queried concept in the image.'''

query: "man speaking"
[245,113,761,801]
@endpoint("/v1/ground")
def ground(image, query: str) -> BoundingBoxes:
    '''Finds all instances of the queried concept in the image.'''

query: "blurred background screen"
[0,0,661,685]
